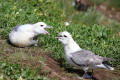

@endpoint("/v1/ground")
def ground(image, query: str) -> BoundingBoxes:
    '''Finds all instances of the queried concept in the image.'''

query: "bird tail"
[103,57,115,62]
[96,64,114,70]
[103,64,114,70]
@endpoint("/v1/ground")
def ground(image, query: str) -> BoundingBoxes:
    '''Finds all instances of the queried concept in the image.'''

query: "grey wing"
[12,25,22,32]
[71,50,103,66]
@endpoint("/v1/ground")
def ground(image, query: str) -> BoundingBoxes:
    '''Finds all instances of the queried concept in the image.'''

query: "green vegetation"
[0,0,64,39]
[0,62,48,80]
[91,0,120,8]
[0,0,120,79]
[58,0,120,32]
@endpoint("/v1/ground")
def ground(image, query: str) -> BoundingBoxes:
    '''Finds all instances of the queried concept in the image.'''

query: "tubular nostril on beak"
[56,37,59,39]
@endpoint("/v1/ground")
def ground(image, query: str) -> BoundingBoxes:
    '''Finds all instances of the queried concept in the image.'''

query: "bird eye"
[40,25,44,27]
[64,35,67,37]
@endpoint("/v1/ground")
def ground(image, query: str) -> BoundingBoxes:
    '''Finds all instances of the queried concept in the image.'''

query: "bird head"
[33,22,52,35]
[56,31,73,45]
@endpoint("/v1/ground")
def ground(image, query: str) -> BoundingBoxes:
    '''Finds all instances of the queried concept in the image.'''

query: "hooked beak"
[56,37,59,39]
[56,36,62,39]
[45,25,53,28]
[44,31,49,34]
[43,26,51,35]
[56,32,62,39]
[43,29,49,35]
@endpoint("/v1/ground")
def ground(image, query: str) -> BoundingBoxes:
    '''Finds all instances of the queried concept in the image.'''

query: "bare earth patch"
[0,40,120,80]
[97,3,120,23]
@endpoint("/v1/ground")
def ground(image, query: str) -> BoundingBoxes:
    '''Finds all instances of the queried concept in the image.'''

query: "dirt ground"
[97,3,120,23]
[0,40,120,80]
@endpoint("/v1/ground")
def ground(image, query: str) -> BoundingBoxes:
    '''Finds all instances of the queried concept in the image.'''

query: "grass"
[90,0,120,8]
[0,0,64,39]
[58,0,120,32]
[0,40,50,80]
[0,0,120,79]
[0,62,49,80]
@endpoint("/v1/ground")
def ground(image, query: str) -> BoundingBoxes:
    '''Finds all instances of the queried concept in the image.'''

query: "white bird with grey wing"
[9,22,52,47]
[56,31,114,79]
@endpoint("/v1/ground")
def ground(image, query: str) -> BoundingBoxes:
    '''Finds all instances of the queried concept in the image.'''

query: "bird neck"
[64,39,82,55]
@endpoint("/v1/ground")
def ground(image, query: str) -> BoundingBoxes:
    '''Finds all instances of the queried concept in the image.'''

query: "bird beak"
[56,37,59,39]
[45,25,52,28]
[44,31,49,35]
[56,36,62,39]
[42,28,49,35]
[56,35,62,39]
[56,32,62,39]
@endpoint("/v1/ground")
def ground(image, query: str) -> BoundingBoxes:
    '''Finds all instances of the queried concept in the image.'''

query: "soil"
[97,3,120,23]
[0,40,120,80]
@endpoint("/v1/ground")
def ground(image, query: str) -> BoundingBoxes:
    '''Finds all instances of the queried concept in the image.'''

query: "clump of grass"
[0,62,49,80]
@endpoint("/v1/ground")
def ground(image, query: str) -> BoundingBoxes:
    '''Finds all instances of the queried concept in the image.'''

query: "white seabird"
[56,31,114,79]
[9,22,52,47]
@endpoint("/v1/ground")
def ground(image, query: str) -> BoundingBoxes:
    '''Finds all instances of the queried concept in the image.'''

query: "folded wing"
[71,50,104,67]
